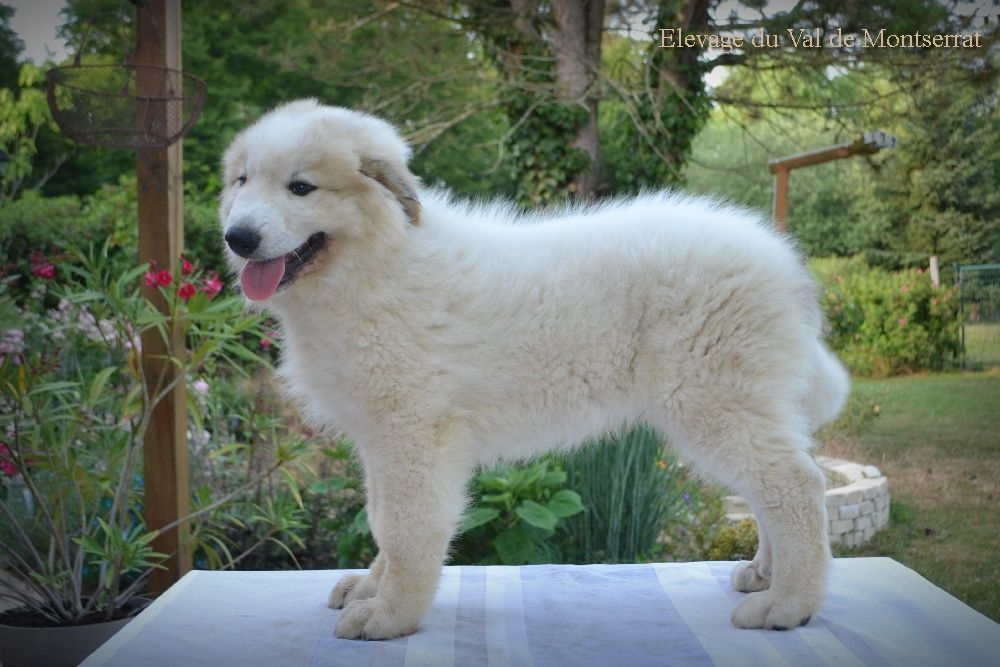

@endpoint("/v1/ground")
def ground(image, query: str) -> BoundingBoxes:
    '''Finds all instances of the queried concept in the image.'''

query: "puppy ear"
[359,157,421,225]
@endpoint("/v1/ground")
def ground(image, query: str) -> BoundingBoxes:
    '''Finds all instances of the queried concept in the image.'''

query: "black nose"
[225,226,261,258]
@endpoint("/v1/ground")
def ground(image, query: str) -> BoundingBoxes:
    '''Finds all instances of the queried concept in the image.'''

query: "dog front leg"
[328,469,384,608]
[333,443,470,640]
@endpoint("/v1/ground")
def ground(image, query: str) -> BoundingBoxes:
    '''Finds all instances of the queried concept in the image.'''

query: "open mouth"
[240,232,327,301]
[279,232,327,286]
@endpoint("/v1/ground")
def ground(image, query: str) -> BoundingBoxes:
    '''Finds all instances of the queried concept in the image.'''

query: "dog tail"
[804,342,850,430]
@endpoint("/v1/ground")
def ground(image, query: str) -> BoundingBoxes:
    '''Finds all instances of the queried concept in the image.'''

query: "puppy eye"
[288,180,317,197]
[237,175,247,186]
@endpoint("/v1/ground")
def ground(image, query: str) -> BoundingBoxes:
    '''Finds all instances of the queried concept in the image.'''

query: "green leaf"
[517,460,547,490]
[460,506,500,532]
[87,366,117,407]
[223,342,271,368]
[475,472,510,491]
[349,509,370,535]
[29,380,79,395]
[494,526,534,565]
[540,470,567,487]
[515,500,558,530]
[279,468,304,509]
[547,489,585,518]
[307,476,350,494]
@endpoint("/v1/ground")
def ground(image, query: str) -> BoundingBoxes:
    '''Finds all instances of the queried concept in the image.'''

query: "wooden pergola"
[769,131,896,233]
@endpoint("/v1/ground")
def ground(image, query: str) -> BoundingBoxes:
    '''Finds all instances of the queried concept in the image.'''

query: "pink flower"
[144,271,159,288]
[0,442,16,477]
[202,273,223,298]
[156,270,173,287]
[898,318,907,326]
[32,263,56,280]
[260,336,273,349]
[181,258,194,276]
[916,267,924,275]
[901,285,910,294]
[191,378,210,396]
[178,282,196,301]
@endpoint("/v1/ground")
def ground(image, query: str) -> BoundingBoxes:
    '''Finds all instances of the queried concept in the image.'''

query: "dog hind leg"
[731,517,772,593]
[656,406,828,630]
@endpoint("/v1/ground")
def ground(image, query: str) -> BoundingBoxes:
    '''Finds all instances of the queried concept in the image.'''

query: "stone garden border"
[723,455,890,547]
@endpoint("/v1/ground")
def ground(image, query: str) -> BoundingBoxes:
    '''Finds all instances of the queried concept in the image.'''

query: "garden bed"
[723,455,890,547]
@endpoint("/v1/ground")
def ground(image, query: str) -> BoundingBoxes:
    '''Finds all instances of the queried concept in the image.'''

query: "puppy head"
[219,99,420,303]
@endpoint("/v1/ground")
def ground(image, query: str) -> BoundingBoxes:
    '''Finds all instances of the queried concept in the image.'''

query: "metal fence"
[956,263,1000,368]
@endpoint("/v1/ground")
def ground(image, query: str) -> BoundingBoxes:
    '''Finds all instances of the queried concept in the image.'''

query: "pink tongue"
[240,257,286,301]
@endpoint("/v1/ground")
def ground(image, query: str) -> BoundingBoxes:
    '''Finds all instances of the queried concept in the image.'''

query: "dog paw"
[731,591,815,630]
[328,574,378,609]
[334,598,417,640]
[731,559,771,593]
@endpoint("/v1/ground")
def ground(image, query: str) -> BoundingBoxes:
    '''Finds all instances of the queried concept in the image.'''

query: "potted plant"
[0,246,271,667]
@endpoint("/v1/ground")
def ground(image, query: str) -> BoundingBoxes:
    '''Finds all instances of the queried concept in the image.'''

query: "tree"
[43,0,1000,216]
[870,76,1000,265]
[0,63,59,203]
[684,57,1000,266]
[0,4,22,91]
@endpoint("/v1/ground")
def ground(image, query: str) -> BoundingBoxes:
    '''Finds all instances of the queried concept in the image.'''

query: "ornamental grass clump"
[561,423,695,564]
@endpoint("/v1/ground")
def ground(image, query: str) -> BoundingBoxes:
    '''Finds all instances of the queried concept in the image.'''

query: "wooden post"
[135,0,190,595]
[773,166,789,234]
[929,255,940,289]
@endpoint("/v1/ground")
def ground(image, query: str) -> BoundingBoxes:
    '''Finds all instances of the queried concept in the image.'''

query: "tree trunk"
[650,0,711,172]
[553,0,604,199]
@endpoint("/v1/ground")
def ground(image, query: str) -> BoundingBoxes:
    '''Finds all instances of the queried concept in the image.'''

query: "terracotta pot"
[0,598,149,667]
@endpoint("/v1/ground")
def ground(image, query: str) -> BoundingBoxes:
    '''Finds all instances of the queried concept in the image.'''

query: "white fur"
[220,99,850,640]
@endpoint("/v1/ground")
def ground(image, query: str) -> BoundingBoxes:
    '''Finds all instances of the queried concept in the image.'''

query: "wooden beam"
[768,138,878,174]
[135,0,190,595]
[773,166,789,234]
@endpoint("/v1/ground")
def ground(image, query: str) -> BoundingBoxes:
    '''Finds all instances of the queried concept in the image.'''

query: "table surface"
[82,558,1000,667]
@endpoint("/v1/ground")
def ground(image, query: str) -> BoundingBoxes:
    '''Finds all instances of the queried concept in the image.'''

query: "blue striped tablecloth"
[83,558,1000,666]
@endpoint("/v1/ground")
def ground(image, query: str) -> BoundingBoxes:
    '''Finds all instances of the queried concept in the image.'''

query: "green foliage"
[452,458,584,565]
[0,190,85,299]
[560,424,694,564]
[0,175,228,307]
[601,5,711,191]
[0,63,55,202]
[684,93,888,258]
[0,4,23,91]
[0,245,276,623]
[50,0,505,199]
[812,256,961,377]
[706,518,759,561]
[469,8,594,205]
[299,443,375,570]
[686,60,999,267]
[865,78,1000,265]
[504,94,590,206]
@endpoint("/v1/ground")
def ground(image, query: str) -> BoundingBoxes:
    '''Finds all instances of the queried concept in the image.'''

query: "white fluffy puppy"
[220,99,849,640]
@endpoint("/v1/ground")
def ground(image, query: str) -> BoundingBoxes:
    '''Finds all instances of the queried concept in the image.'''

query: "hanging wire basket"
[46,64,207,149]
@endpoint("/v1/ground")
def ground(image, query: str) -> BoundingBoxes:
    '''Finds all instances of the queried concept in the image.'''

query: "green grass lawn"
[823,369,1000,622]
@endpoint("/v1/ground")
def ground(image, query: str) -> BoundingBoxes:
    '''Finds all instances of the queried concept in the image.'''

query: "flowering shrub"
[0,244,313,624]
[811,256,961,377]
